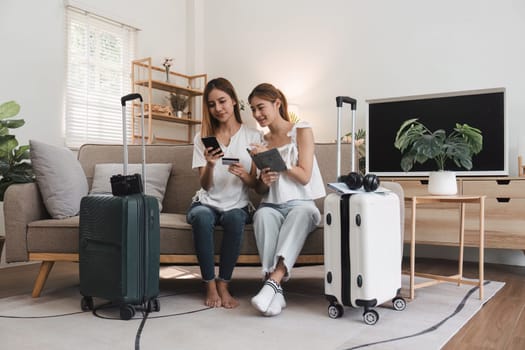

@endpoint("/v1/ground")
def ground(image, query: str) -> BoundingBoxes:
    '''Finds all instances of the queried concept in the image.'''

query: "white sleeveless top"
[262,121,326,204]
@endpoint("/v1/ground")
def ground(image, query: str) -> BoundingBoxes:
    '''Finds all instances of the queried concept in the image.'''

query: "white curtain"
[65,6,137,148]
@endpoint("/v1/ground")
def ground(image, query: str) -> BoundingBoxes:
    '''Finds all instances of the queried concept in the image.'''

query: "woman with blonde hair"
[248,83,325,316]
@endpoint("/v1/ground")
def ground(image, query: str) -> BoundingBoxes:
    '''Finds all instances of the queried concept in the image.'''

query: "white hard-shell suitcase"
[323,96,406,325]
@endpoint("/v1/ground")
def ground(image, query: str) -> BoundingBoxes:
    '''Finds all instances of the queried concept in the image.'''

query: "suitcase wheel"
[328,303,344,319]
[80,296,94,311]
[392,297,407,311]
[147,298,161,313]
[120,304,136,320]
[363,309,379,325]
[153,298,160,312]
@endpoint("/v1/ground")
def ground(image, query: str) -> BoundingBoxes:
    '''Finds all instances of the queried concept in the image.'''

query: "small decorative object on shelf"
[162,57,173,83]
[168,93,189,118]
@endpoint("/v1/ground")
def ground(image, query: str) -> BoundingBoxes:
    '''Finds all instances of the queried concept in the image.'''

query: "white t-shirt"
[262,121,326,204]
[192,125,262,211]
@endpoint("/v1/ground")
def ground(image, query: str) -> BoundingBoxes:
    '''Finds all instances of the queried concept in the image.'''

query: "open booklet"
[327,182,392,194]
[248,148,287,172]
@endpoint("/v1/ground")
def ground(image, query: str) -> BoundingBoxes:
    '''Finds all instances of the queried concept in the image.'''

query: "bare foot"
[217,280,239,309]
[204,280,221,308]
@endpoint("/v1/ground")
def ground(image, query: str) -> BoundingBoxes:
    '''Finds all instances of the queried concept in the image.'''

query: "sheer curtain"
[65,6,137,148]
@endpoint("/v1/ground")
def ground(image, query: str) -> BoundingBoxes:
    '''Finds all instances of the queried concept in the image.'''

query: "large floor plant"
[0,101,34,201]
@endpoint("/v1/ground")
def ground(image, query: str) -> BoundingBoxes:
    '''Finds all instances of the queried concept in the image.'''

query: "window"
[65,6,137,148]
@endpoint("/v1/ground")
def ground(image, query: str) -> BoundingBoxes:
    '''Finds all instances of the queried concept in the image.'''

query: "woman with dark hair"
[187,77,261,308]
[248,83,325,316]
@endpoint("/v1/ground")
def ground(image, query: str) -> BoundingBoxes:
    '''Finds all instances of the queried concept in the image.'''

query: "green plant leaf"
[0,119,25,129]
[400,151,417,172]
[0,135,18,159]
[0,159,9,175]
[455,123,483,154]
[0,101,20,120]
[13,145,31,161]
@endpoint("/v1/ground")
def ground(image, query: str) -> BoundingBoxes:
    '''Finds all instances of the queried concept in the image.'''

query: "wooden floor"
[1,258,524,349]
[410,259,525,350]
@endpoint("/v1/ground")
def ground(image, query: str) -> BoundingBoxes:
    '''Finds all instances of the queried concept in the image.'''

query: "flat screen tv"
[366,88,507,177]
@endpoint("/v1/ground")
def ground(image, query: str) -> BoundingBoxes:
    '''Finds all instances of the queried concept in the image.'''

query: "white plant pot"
[176,110,183,118]
[428,171,457,195]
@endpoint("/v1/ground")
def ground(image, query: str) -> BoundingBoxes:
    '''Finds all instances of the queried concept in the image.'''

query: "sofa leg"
[32,261,55,298]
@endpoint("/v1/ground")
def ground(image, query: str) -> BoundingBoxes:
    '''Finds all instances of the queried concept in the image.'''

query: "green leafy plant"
[342,129,366,174]
[0,101,34,200]
[394,118,483,172]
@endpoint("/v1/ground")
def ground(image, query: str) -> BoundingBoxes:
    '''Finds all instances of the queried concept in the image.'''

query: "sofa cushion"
[90,163,172,211]
[30,140,89,219]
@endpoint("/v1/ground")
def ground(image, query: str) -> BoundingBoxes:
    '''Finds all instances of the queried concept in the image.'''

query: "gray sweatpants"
[253,200,321,281]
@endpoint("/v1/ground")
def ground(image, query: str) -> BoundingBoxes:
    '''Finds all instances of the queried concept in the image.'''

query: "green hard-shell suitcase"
[79,194,160,319]
[79,93,161,320]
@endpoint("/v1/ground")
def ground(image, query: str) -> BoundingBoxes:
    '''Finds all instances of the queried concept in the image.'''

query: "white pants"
[253,200,321,280]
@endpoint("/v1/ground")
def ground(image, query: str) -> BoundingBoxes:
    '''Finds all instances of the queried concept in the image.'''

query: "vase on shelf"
[162,57,173,83]
[176,110,183,118]
[165,67,170,83]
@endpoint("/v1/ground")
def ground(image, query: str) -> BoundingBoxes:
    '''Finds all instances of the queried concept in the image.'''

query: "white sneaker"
[251,279,280,313]
[263,289,286,317]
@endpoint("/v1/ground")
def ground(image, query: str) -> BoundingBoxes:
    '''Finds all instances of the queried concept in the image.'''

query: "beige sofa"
[4,143,403,297]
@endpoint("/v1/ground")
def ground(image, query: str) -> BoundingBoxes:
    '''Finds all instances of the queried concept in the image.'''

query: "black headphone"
[340,172,380,192]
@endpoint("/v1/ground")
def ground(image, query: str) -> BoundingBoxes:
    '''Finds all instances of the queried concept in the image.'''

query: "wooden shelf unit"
[131,57,207,144]
[382,176,525,252]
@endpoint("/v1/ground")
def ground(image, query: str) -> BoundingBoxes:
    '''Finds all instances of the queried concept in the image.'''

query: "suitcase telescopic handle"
[336,96,357,110]
[121,93,143,106]
[335,96,358,179]
[120,93,146,189]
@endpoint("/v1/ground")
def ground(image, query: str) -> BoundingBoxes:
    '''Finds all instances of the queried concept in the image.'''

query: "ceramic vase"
[428,171,457,195]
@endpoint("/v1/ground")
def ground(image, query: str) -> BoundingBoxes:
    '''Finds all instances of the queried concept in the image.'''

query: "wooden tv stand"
[382,176,525,252]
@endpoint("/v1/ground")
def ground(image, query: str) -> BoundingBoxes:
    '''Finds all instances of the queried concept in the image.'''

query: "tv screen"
[366,88,507,177]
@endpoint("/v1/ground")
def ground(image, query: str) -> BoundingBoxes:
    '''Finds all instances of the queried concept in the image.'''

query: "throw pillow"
[90,163,172,212]
[30,140,89,219]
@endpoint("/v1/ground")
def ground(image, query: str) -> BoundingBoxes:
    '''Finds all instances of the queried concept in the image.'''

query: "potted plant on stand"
[0,100,34,260]
[394,118,483,195]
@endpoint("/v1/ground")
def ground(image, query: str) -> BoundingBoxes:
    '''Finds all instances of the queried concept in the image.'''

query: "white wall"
[201,0,525,266]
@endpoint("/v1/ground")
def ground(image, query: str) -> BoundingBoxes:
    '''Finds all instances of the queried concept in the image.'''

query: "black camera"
[110,173,143,196]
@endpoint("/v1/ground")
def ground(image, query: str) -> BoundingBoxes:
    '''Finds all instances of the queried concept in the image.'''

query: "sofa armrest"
[4,183,49,262]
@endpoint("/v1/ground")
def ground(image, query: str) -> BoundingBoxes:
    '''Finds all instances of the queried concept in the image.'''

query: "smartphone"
[222,157,240,165]
[201,136,222,153]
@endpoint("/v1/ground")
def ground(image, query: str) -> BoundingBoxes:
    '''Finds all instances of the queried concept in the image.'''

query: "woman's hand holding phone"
[202,136,224,166]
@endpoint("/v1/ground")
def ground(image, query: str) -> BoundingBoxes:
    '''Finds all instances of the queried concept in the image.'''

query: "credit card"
[222,157,240,165]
